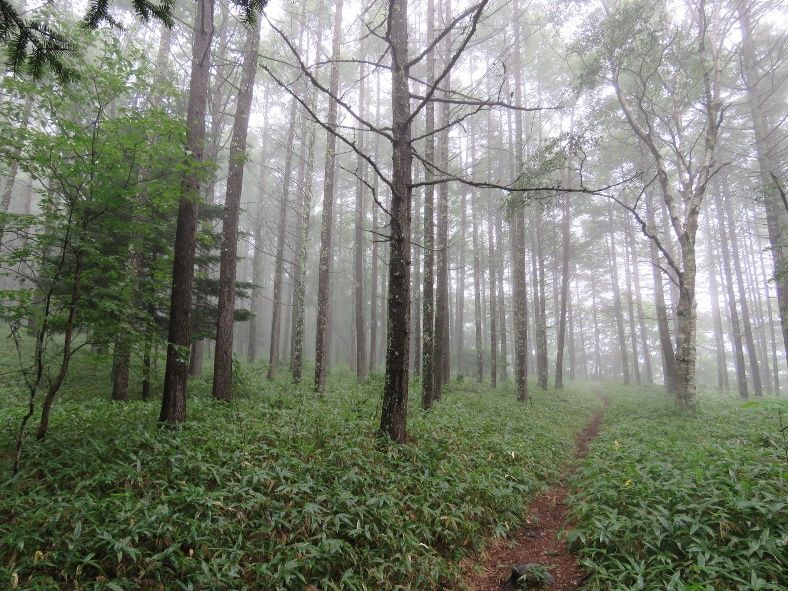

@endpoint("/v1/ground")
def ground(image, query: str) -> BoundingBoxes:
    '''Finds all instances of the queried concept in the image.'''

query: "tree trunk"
[111,338,131,401]
[380,0,412,443]
[471,191,484,383]
[574,265,589,379]
[511,0,528,402]
[622,217,641,385]
[591,274,602,378]
[291,37,321,383]
[495,208,509,381]
[141,338,152,401]
[267,97,299,380]
[674,247,698,408]
[744,226,772,394]
[247,198,264,363]
[737,0,788,364]
[487,209,498,388]
[716,196,748,397]
[433,44,451,398]
[567,282,576,381]
[646,197,677,391]
[0,94,32,241]
[212,17,260,401]
[531,216,549,389]
[160,0,214,424]
[189,3,231,378]
[456,189,466,376]
[421,0,436,409]
[314,0,344,393]
[757,232,781,395]
[627,220,654,385]
[354,59,368,380]
[724,189,762,396]
[411,187,422,376]
[606,205,630,384]
[703,210,728,391]
[555,193,570,389]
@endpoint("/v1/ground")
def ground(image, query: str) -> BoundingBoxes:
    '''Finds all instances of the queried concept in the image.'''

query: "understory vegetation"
[0,352,600,590]
[568,389,788,591]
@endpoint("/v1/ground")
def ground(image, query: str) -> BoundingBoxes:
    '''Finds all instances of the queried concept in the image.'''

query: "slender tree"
[160,0,214,423]
[555,192,571,389]
[212,16,260,401]
[314,0,344,393]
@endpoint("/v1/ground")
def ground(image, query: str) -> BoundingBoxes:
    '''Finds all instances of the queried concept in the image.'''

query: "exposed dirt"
[460,402,607,591]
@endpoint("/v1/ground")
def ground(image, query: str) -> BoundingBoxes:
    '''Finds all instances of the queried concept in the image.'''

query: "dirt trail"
[461,401,607,590]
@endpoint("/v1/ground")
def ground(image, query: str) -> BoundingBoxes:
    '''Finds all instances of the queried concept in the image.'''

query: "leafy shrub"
[567,390,787,591]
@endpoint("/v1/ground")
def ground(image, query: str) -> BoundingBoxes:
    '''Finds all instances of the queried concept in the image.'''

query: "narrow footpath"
[462,401,607,590]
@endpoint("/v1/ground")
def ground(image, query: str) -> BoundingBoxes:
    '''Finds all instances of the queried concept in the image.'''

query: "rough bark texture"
[110,339,130,401]
[380,0,412,443]
[160,0,214,424]
[291,33,321,383]
[421,0,436,410]
[314,0,344,393]
[511,0,528,402]
[188,4,231,378]
[433,31,451,399]
[212,18,260,401]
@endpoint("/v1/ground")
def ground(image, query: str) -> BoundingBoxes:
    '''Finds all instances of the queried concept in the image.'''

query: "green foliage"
[0,367,600,590]
[0,30,192,376]
[0,1,73,80]
[567,389,788,590]
[83,0,175,29]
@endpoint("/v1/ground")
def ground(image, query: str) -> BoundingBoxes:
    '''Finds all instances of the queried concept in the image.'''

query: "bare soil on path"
[460,401,607,590]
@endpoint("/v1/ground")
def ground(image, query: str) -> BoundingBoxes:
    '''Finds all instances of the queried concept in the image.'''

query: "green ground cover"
[0,354,600,590]
[568,388,787,591]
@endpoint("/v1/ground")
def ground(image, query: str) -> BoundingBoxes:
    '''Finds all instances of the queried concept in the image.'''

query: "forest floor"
[0,342,785,590]
[462,396,608,591]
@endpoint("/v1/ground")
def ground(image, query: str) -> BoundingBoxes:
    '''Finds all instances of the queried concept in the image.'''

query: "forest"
[0,0,786,589]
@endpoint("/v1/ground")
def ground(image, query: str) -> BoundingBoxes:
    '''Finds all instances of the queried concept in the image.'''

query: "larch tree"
[160,0,215,423]
[212,16,261,401]
[313,0,344,394]
[598,0,727,406]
